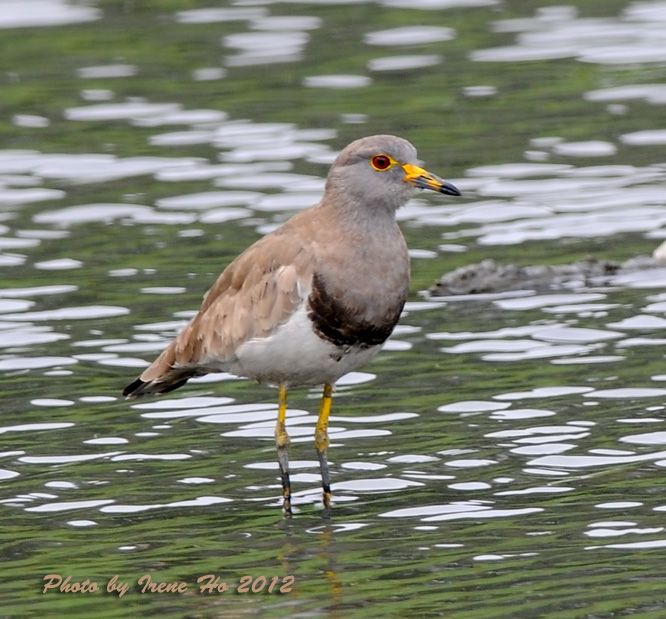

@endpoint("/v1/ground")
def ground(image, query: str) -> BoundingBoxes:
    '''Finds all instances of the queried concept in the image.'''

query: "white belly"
[229,304,381,387]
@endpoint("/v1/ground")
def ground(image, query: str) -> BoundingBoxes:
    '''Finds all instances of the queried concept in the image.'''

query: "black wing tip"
[122,378,146,398]
[122,375,192,398]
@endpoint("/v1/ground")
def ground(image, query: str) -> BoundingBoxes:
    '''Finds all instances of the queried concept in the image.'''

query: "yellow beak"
[402,163,461,196]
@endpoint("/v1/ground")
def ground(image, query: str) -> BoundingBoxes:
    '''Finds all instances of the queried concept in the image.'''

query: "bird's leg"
[315,383,333,509]
[275,384,292,516]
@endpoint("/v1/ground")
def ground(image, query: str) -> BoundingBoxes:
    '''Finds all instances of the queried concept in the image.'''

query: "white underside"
[224,304,381,387]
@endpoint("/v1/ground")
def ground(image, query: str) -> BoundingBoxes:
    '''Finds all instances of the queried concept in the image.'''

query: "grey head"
[323,134,461,217]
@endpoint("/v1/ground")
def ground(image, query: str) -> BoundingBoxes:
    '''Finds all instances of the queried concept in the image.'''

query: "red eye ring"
[371,155,392,171]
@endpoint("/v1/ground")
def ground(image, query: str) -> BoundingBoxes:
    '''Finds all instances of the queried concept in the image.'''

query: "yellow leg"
[275,384,292,516]
[315,383,333,510]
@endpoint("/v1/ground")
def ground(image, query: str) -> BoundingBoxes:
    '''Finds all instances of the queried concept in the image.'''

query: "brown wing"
[123,228,314,397]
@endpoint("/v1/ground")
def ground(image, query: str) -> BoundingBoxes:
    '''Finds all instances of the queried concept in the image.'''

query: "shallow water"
[3,0,666,617]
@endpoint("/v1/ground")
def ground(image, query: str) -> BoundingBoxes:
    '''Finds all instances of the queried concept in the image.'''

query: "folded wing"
[123,231,313,397]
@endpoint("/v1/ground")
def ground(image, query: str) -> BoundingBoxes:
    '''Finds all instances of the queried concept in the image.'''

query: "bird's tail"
[122,341,201,398]
[122,310,214,398]
[122,368,195,398]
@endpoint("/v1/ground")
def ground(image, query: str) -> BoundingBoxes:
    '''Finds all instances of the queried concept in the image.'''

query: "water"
[2,0,666,616]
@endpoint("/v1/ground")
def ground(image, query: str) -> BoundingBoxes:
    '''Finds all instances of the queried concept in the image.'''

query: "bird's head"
[325,134,461,216]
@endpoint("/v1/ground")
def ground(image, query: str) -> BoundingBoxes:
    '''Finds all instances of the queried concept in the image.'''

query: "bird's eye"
[371,155,392,171]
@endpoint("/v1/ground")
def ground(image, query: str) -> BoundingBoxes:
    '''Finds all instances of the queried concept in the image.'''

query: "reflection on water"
[0,0,101,28]
[473,3,666,65]
[3,0,666,616]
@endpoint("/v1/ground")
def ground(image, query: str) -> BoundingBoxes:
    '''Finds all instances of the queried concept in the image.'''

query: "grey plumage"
[122,134,461,514]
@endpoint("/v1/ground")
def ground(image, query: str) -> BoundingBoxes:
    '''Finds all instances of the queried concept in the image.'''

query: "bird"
[123,134,461,515]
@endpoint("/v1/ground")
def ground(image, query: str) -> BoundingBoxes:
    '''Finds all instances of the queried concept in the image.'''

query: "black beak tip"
[441,182,461,197]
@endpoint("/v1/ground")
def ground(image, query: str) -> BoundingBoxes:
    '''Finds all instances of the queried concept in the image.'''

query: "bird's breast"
[306,213,410,350]
[306,271,406,349]
[231,303,381,386]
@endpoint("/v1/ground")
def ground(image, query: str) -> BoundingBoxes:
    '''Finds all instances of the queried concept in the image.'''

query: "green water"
[2,0,666,617]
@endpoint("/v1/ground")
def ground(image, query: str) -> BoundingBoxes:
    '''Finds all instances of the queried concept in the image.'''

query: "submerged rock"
[429,254,664,296]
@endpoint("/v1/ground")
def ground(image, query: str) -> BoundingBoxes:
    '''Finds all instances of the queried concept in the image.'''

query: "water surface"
[2,0,666,617]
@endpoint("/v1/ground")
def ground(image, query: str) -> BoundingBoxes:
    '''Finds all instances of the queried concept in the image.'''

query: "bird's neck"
[320,185,401,230]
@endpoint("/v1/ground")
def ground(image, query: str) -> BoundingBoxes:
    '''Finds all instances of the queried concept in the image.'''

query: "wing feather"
[123,226,314,397]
